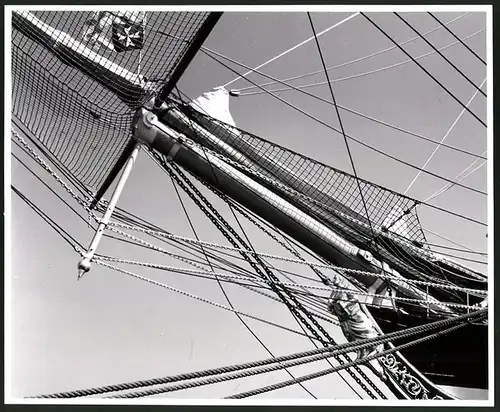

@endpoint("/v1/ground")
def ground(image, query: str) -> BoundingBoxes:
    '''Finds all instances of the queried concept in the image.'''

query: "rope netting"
[164,103,486,308]
[179,105,426,245]
[11,10,212,189]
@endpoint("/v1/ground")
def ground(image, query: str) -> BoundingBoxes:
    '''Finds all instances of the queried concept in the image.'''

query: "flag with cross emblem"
[83,11,145,53]
[111,15,145,52]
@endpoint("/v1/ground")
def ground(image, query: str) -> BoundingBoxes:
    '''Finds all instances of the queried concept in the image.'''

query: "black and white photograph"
[5,4,492,405]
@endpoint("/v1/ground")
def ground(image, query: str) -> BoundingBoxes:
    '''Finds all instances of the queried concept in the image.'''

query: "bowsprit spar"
[10,9,489,400]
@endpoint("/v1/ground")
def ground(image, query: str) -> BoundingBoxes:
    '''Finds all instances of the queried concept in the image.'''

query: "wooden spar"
[163,105,486,287]
[134,109,456,317]
[77,142,141,279]
[135,110,463,399]
[165,107,371,226]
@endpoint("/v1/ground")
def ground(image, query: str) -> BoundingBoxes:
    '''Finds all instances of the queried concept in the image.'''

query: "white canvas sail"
[189,86,239,129]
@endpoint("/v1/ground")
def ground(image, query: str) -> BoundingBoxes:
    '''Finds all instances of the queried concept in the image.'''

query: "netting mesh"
[11,10,212,189]
[180,105,427,245]
[174,105,490,304]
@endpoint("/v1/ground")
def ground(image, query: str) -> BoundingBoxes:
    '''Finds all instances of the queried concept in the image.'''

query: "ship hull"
[369,306,488,390]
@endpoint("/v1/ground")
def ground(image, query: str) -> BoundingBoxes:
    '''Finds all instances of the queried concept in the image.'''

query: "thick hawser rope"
[30,308,486,398]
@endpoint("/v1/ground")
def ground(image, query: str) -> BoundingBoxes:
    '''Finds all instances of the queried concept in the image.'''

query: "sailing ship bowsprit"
[10,9,489,400]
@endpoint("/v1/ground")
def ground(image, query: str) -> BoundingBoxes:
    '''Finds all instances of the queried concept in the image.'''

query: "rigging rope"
[12,185,83,252]
[12,151,96,231]
[11,129,93,214]
[308,12,378,247]
[14,134,244,280]
[423,228,479,254]
[236,28,484,99]
[95,259,317,341]
[423,241,486,256]
[12,119,93,199]
[404,77,487,195]
[169,159,317,399]
[173,90,333,378]
[92,255,486,309]
[222,12,360,88]
[31,308,485,398]
[204,37,486,161]
[360,13,486,128]
[101,162,342,325]
[105,221,486,295]
[160,157,384,399]
[109,203,269,280]
[227,197,331,284]
[226,316,484,399]
[105,194,483,320]
[106,203,328,319]
[424,153,487,202]
[201,51,488,203]
[394,12,486,98]
[119,316,483,399]
[427,12,486,65]
[235,12,469,92]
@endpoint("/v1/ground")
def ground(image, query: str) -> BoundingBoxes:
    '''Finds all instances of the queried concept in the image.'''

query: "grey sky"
[10,10,488,401]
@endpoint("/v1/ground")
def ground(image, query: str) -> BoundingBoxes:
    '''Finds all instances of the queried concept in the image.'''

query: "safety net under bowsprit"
[178,91,427,245]
[173,97,488,306]
[11,10,214,189]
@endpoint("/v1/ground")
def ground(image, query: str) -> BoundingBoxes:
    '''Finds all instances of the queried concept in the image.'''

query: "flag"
[83,11,145,53]
[111,15,145,52]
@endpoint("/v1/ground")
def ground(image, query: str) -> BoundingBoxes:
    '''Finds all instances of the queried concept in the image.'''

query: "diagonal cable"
[168,159,318,399]
[361,12,486,128]
[423,227,478,253]
[200,49,487,202]
[237,28,484,97]
[394,12,486,97]
[404,76,487,195]
[235,12,470,92]
[31,308,485,399]
[226,317,484,399]
[424,152,487,202]
[204,42,486,161]
[222,12,360,88]
[428,12,486,65]
[308,12,377,243]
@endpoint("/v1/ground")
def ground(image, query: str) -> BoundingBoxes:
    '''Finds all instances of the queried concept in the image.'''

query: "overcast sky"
[9,8,488,401]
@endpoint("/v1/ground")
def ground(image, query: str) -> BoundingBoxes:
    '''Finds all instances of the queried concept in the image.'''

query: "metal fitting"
[358,249,373,263]
[133,109,157,145]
